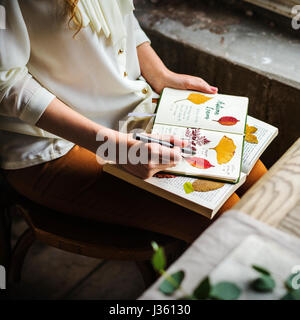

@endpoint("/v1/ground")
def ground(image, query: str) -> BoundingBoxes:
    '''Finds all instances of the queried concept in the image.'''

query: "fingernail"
[210,86,218,92]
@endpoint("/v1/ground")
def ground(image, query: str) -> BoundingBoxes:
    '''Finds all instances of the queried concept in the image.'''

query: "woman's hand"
[118,133,186,179]
[137,42,218,95]
[154,70,218,95]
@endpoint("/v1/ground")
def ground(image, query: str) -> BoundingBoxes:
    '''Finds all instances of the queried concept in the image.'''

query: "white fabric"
[76,0,134,45]
[0,0,151,169]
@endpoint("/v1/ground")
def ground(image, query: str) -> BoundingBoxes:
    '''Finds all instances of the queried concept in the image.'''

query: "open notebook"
[152,88,249,183]
[104,115,278,219]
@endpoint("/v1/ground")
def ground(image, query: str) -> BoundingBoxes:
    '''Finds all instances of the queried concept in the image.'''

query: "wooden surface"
[141,138,300,300]
[140,209,300,300]
[234,138,300,238]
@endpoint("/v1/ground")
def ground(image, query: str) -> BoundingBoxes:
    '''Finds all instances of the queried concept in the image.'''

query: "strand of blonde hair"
[66,0,83,37]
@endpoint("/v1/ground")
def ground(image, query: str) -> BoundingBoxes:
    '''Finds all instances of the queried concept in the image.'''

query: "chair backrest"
[0,171,16,208]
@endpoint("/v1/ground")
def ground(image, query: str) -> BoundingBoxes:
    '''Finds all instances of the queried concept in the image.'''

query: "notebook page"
[152,123,244,182]
[242,116,278,174]
[146,173,247,215]
[154,88,248,135]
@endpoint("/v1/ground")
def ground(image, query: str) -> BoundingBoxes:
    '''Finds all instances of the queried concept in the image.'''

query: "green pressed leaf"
[209,282,241,300]
[159,270,185,295]
[285,272,300,291]
[251,274,276,292]
[183,182,194,194]
[151,242,166,272]
[193,276,211,300]
[252,264,271,276]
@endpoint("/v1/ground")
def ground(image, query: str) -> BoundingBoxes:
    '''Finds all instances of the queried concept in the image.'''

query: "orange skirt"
[4,146,267,243]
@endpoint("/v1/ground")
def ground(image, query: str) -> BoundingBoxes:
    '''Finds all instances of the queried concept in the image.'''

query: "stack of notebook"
[104,88,278,218]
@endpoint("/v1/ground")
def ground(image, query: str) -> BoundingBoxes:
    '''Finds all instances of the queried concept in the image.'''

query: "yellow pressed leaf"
[187,93,212,105]
[246,124,257,134]
[192,179,225,192]
[211,136,236,164]
[245,124,258,144]
[245,134,258,144]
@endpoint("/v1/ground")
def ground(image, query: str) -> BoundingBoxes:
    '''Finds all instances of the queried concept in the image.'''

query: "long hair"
[65,0,83,37]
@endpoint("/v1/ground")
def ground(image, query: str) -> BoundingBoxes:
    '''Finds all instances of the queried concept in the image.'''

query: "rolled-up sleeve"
[0,0,55,126]
[132,13,151,47]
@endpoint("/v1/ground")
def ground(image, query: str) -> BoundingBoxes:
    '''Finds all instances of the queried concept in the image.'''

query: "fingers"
[145,133,189,148]
[121,142,182,179]
[145,142,182,164]
[186,76,218,94]
[164,135,189,148]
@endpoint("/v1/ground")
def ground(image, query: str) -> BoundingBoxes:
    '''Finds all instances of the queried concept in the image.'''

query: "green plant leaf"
[151,242,166,272]
[159,270,185,295]
[193,276,211,300]
[183,182,194,194]
[281,292,296,300]
[281,289,300,300]
[209,282,241,300]
[290,289,300,300]
[151,241,159,251]
[251,274,276,292]
[285,272,300,291]
[252,264,271,276]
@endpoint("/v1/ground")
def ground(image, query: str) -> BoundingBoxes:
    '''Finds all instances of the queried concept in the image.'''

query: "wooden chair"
[0,177,186,292]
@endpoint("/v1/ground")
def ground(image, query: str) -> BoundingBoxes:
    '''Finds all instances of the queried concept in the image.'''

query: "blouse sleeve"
[131,13,151,47]
[0,0,55,126]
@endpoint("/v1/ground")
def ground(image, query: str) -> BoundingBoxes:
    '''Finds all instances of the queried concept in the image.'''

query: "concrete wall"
[135,1,300,168]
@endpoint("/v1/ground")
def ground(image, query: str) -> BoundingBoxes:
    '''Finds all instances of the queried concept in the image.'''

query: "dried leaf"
[211,136,236,164]
[192,179,224,192]
[154,173,177,178]
[175,93,213,105]
[214,116,239,126]
[245,134,258,144]
[185,157,215,169]
[246,124,257,134]
[183,182,194,194]
[185,128,210,146]
[245,125,259,144]
[187,93,213,105]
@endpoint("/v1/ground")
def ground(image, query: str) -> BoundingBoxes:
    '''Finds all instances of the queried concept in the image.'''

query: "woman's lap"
[4,145,266,243]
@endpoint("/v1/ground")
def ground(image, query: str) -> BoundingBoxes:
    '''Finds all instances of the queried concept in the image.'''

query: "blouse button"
[124,71,128,77]
[142,88,148,94]
[118,49,124,55]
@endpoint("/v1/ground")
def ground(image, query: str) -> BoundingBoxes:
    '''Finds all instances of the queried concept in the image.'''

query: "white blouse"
[0,0,152,169]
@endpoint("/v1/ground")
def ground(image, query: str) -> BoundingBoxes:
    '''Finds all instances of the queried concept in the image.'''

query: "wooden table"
[234,137,300,238]
[140,138,300,300]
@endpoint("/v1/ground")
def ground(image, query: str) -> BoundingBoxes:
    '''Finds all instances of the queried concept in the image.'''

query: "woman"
[0,0,266,243]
